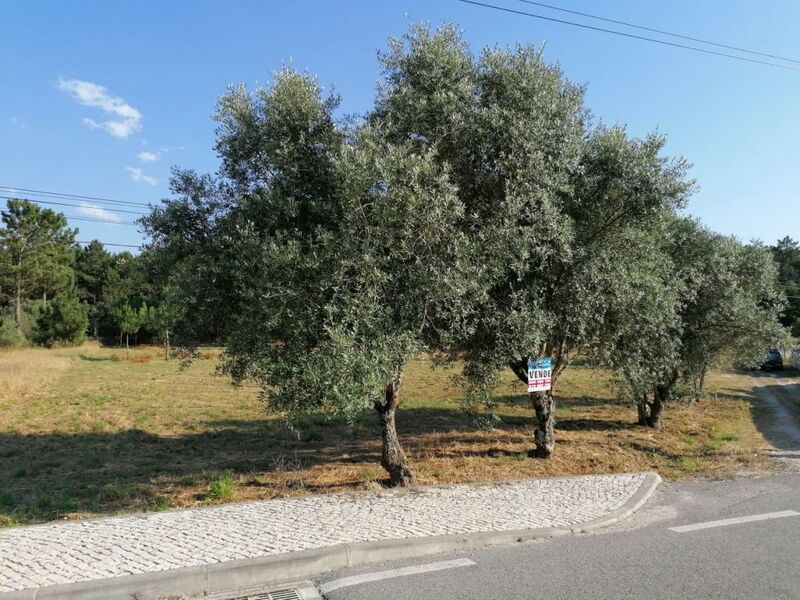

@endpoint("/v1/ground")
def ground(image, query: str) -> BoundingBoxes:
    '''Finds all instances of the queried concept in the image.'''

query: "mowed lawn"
[0,343,779,526]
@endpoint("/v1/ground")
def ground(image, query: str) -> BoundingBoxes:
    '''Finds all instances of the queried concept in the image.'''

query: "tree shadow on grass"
[557,418,637,432]
[0,401,637,525]
[493,393,627,409]
[78,354,112,362]
[625,441,685,461]
[0,407,483,522]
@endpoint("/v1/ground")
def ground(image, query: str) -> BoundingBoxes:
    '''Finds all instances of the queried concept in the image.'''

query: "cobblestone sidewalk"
[0,472,648,593]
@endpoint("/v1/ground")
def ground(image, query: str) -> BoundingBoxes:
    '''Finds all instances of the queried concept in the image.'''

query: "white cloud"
[77,202,123,223]
[9,117,27,129]
[125,166,158,186]
[137,151,158,162]
[56,77,142,138]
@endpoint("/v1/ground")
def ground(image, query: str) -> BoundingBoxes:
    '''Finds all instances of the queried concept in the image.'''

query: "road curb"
[0,472,661,600]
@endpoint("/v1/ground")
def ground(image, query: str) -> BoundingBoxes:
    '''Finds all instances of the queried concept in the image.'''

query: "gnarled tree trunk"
[647,385,668,429]
[530,389,556,458]
[511,358,557,458]
[637,392,650,426]
[374,377,416,487]
[694,367,707,399]
[637,386,667,429]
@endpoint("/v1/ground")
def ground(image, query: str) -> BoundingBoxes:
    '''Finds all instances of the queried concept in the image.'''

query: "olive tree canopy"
[371,24,693,457]
[143,69,475,485]
[606,217,789,428]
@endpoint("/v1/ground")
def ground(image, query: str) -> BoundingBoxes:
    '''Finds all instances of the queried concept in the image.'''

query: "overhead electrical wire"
[0,185,152,208]
[454,0,800,71]
[77,240,142,248]
[0,196,139,226]
[516,0,800,65]
[65,216,138,226]
[0,188,150,249]
[0,196,148,216]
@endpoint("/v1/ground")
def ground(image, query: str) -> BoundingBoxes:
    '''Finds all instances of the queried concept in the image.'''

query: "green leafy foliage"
[206,471,237,500]
[0,199,77,327]
[32,291,89,347]
[0,21,777,482]
[771,236,800,337]
[0,316,26,347]
[371,24,693,453]
[111,303,155,348]
[606,216,788,427]
[141,22,793,466]
[142,63,479,484]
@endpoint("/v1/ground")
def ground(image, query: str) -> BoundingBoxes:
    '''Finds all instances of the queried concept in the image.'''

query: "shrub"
[32,293,89,347]
[206,472,237,500]
[177,475,196,487]
[0,317,26,347]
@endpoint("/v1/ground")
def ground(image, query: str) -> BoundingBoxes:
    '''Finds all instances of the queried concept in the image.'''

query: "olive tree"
[372,25,692,457]
[144,70,472,485]
[609,217,788,428]
[771,237,800,337]
[596,216,685,428]
[671,226,787,399]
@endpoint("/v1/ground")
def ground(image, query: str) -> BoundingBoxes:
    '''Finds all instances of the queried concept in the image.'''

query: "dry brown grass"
[0,344,784,526]
[0,345,77,427]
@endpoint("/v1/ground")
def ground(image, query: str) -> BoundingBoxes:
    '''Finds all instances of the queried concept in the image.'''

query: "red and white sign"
[527,358,552,393]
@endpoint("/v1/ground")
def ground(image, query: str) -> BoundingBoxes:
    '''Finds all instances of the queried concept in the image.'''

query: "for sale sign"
[527,357,552,393]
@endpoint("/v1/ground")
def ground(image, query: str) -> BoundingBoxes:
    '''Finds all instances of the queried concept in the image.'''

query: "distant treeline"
[0,199,185,350]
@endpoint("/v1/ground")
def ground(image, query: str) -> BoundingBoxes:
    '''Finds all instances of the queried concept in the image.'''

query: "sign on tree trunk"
[528,357,552,392]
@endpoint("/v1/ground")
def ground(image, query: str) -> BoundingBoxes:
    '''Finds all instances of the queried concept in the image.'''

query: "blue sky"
[1,0,798,250]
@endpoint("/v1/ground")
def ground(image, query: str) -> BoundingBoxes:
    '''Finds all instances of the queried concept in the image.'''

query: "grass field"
[0,343,782,526]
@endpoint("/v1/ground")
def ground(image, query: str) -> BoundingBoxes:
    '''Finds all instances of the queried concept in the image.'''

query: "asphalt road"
[317,473,800,599]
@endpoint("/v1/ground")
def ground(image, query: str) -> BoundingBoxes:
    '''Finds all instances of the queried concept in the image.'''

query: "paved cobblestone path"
[0,473,647,593]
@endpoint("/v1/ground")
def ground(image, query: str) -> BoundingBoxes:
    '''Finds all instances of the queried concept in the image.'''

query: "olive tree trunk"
[647,385,667,429]
[374,377,416,487]
[530,389,556,458]
[510,358,557,459]
[637,392,650,426]
[637,386,667,429]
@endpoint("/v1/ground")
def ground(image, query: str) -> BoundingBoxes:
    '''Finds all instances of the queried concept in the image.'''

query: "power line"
[454,0,800,71]
[0,197,138,226]
[0,196,148,216]
[516,0,800,65]
[66,215,138,226]
[0,185,152,208]
[77,240,142,248]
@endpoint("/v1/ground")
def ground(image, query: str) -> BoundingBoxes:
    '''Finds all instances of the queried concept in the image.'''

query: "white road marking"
[318,558,476,594]
[668,510,800,533]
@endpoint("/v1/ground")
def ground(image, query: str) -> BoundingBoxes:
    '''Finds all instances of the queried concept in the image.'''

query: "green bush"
[0,317,26,347]
[32,293,89,347]
[206,471,237,500]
